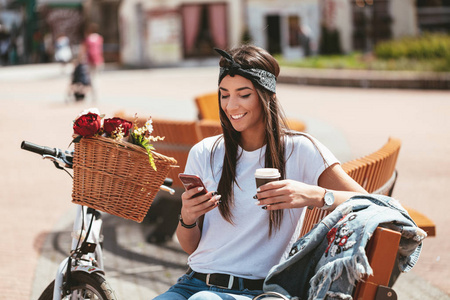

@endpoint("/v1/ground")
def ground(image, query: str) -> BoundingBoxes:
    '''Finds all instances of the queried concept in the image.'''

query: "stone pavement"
[0,63,449,299]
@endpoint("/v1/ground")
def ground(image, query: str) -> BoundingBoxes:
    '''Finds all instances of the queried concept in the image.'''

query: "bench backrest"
[195,92,220,121]
[299,137,402,238]
[151,119,202,188]
[197,119,223,139]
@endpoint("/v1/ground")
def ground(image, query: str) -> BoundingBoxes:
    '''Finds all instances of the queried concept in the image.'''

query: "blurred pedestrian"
[82,23,104,101]
[54,34,73,73]
[43,33,53,63]
[66,59,91,103]
[0,29,11,66]
[298,24,311,57]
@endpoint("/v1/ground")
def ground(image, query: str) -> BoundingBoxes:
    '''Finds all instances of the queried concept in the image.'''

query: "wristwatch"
[320,189,335,210]
[178,214,197,229]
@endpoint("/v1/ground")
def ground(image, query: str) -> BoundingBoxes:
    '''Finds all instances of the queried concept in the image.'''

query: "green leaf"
[131,133,157,171]
[148,151,157,171]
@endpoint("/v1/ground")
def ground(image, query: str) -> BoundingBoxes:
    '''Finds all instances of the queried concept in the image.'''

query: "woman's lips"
[230,113,246,120]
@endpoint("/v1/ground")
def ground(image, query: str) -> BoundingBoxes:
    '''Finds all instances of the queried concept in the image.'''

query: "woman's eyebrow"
[219,86,254,92]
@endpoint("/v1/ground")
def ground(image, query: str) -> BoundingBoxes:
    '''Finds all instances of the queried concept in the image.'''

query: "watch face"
[324,192,335,206]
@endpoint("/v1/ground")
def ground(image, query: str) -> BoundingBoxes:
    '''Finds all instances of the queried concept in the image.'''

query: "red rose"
[73,113,102,137]
[104,117,132,137]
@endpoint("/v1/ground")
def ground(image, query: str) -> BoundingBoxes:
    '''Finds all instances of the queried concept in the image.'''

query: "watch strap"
[179,214,197,229]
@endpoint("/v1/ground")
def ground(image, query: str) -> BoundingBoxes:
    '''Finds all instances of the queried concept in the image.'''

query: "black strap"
[187,268,264,291]
[179,215,197,229]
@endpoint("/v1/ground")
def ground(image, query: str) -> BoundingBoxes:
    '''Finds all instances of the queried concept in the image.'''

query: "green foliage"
[277,49,450,72]
[278,33,450,72]
[374,33,450,60]
[130,132,157,171]
[276,52,365,69]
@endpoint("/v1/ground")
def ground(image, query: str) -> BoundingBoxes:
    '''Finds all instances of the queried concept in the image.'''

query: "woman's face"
[219,75,264,138]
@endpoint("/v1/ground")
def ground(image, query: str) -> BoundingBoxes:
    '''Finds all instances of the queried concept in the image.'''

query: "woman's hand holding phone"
[178,174,221,225]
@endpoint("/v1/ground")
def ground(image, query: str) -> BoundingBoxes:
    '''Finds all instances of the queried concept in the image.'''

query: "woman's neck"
[240,130,265,151]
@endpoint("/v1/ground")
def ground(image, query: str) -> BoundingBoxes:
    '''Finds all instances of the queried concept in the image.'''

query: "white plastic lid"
[254,168,281,178]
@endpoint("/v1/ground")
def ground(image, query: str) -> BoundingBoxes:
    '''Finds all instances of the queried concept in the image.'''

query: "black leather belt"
[187,268,264,290]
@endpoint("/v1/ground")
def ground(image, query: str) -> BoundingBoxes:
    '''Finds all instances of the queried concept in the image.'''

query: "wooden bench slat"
[404,206,436,237]
[354,227,401,299]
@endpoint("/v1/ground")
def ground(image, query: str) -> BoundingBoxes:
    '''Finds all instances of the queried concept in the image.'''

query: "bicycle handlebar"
[21,140,59,156]
[21,140,73,169]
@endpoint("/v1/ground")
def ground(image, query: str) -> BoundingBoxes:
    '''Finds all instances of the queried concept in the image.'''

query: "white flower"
[145,119,153,134]
[147,136,164,142]
[112,125,125,141]
[134,127,145,136]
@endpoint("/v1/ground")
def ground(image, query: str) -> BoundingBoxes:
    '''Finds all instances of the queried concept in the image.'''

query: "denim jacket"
[263,194,427,300]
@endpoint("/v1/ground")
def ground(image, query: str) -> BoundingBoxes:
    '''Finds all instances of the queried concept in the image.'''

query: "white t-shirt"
[184,133,339,279]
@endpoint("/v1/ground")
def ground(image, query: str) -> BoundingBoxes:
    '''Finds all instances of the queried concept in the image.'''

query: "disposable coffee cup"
[255,168,281,188]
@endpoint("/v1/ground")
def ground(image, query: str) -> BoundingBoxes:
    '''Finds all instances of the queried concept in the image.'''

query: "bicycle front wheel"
[38,271,117,300]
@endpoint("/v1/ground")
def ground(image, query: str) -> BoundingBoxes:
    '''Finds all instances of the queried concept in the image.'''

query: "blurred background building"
[0,0,449,67]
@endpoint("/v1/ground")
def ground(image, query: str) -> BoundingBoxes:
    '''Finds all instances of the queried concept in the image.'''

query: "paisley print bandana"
[215,48,277,93]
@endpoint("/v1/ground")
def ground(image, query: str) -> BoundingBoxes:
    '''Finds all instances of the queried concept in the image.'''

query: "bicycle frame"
[53,204,105,300]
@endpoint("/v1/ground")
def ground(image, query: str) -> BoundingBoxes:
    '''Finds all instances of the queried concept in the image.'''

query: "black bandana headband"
[215,48,277,93]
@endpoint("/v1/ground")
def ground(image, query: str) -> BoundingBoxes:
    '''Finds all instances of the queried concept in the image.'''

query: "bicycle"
[21,140,175,300]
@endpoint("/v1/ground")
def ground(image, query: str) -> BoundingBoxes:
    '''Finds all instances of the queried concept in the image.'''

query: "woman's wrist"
[179,214,197,229]
[307,185,326,209]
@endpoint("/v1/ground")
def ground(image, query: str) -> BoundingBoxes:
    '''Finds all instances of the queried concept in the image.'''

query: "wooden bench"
[194,92,307,132]
[197,119,223,138]
[149,118,202,188]
[299,137,434,299]
[195,92,221,121]
[300,137,435,238]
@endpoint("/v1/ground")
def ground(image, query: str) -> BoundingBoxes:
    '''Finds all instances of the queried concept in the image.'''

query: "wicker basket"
[72,136,177,222]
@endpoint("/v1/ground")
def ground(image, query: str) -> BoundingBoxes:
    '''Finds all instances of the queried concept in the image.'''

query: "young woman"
[154,45,367,300]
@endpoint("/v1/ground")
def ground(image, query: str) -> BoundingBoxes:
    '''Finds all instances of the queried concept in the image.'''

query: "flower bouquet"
[71,108,177,222]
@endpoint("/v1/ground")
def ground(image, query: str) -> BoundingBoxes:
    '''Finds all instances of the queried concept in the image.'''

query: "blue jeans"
[153,270,263,300]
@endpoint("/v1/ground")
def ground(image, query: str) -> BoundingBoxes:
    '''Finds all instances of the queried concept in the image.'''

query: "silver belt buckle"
[205,274,234,289]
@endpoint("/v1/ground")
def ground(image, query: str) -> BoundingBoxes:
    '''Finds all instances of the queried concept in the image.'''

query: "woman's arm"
[255,163,367,211]
[316,163,367,210]
[176,188,221,254]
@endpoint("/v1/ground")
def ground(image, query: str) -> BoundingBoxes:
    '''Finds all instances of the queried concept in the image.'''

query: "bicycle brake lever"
[160,185,175,195]
[42,155,64,170]
[43,154,73,169]
[53,161,64,170]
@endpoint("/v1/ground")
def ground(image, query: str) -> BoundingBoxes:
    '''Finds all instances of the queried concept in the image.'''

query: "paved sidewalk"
[1,63,449,299]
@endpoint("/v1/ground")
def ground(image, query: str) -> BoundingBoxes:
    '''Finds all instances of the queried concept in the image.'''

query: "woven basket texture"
[72,136,177,222]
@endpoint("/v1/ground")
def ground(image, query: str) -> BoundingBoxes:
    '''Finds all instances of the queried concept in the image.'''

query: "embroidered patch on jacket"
[325,214,357,257]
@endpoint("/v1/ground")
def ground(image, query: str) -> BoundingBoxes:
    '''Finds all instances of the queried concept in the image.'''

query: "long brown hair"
[211,45,289,235]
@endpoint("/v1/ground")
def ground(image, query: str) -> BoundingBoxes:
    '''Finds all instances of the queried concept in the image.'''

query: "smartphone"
[178,173,208,197]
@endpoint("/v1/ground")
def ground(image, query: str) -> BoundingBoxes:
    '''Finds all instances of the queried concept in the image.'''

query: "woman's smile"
[230,113,247,120]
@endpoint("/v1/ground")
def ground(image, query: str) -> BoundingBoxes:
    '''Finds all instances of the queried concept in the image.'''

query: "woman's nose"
[225,95,239,111]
